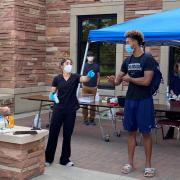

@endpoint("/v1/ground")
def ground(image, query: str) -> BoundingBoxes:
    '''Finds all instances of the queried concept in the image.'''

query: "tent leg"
[76,41,90,96]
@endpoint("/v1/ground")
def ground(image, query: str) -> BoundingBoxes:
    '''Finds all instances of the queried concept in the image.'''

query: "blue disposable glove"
[53,93,59,103]
[87,70,95,78]
[49,92,59,103]
[49,92,55,101]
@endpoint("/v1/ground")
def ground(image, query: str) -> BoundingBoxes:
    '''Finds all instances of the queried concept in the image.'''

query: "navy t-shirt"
[169,74,180,96]
[121,53,155,100]
[52,73,80,110]
[83,63,100,87]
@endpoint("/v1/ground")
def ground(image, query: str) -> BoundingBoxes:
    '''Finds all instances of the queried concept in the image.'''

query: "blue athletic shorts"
[123,98,155,133]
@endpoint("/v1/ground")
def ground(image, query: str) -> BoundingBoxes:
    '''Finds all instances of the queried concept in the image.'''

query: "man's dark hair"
[125,30,144,46]
[87,51,94,57]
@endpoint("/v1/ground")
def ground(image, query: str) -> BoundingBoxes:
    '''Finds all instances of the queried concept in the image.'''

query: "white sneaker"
[65,161,74,167]
[45,162,51,167]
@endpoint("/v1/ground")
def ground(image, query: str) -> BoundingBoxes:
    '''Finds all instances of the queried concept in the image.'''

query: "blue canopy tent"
[88,8,180,46]
[77,8,180,94]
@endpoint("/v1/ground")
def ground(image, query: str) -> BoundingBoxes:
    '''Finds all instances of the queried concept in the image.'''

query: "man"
[165,60,180,139]
[82,51,100,126]
[107,30,156,177]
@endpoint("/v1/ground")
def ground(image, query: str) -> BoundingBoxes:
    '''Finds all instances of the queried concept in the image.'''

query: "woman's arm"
[80,73,100,85]
[80,70,95,83]
[49,86,58,101]
[51,86,57,93]
[80,76,90,83]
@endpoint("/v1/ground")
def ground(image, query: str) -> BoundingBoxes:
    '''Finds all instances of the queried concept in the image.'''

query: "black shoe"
[89,119,96,126]
[83,120,90,126]
[164,135,174,139]
[164,127,174,139]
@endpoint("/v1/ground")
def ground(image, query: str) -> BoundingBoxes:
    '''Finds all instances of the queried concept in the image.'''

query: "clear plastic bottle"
[5,115,15,128]
[33,114,41,129]
[0,115,5,129]
[53,93,59,104]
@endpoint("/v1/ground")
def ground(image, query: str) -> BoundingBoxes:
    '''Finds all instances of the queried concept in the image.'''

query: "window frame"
[169,46,180,83]
[77,14,117,89]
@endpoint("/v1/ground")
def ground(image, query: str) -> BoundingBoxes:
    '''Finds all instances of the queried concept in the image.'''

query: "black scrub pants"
[45,106,76,165]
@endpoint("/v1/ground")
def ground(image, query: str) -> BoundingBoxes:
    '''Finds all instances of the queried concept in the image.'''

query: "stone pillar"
[14,0,46,88]
[0,0,16,88]
[0,0,47,113]
[0,126,48,179]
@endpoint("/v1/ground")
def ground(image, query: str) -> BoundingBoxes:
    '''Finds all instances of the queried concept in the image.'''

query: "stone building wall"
[45,0,162,85]
[14,0,46,88]
[45,0,99,84]
[0,0,46,89]
[124,0,162,61]
[0,0,16,88]
[2,0,179,112]
[0,0,163,88]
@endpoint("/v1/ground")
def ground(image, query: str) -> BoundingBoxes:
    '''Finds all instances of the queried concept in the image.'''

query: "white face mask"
[64,64,72,73]
[87,56,94,62]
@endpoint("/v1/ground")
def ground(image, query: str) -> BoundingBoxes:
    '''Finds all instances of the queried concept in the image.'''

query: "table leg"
[110,108,121,137]
[177,127,180,141]
[97,106,110,142]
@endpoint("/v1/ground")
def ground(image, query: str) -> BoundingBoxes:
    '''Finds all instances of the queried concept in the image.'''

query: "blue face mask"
[125,44,134,54]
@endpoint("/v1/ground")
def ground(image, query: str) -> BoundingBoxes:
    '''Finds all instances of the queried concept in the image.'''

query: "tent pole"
[76,41,90,96]
[80,41,90,76]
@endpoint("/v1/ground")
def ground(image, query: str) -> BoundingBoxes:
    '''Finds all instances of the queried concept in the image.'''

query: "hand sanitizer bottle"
[53,93,59,104]
[165,86,170,107]
[95,89,100,102]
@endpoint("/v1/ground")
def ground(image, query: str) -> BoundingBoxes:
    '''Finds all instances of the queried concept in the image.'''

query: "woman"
[45,58,95,167]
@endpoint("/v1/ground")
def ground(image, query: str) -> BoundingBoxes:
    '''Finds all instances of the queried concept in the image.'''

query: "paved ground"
[33,165,138,180]
[15,112,180,180]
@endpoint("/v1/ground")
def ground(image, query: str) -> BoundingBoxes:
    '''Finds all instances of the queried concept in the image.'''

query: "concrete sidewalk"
[33,164,138,180]
[15,112,180,180]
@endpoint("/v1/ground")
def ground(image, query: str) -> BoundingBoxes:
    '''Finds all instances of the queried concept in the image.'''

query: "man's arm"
[107,71,126,86]
[122,70,154,86]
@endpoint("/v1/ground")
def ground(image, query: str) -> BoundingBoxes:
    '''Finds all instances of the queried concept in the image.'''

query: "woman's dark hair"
[59,58,72,66]
[125,30,144,46]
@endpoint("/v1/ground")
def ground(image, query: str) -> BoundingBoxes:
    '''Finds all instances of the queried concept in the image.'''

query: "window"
[78,14,117,89]
[169,47,180,79]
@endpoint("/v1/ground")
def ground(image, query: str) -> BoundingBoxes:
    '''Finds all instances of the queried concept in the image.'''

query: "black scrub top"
[52,73,80,111]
